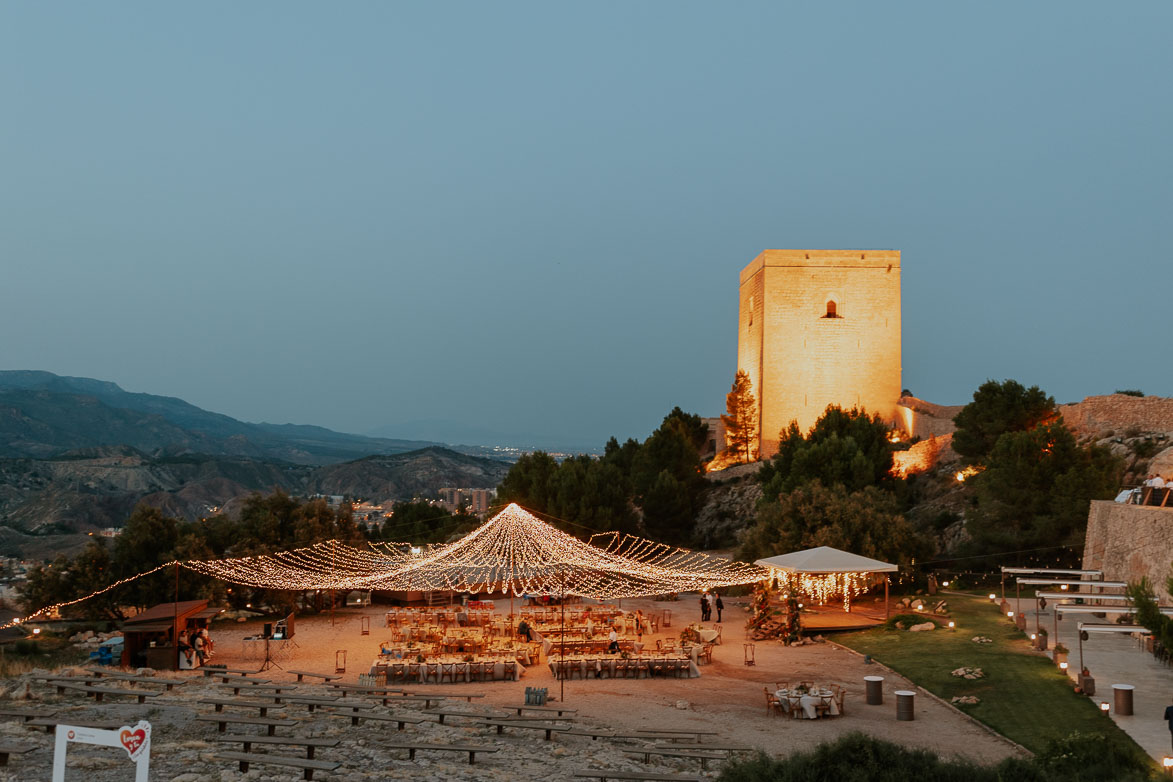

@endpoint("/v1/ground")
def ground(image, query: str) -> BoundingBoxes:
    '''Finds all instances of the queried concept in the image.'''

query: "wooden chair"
[775,681,789,691]
[763,687,782,717]
[833,686,845,717]
[700,644,714,665]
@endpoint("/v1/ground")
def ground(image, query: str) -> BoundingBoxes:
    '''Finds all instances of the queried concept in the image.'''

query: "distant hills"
[0,370,441,464]
[0,371,514,558]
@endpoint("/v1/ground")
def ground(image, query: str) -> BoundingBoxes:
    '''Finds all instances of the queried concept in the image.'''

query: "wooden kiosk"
[120,600,219,670]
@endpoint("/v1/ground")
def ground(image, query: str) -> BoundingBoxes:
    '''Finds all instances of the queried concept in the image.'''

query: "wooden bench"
[0,743,36,767]
[196,714,297,736]
[652,743,753,753]
[199,698,278,717]
[201,667,257,678]
[513,705,577,717]
[216,733,338,760]
[0,708,58,723]
[283,696,342,713]
[27,718,124,734]
[565,728,616,741]
[323,710,424,730]
[625,748,726,770]
[216,750,340,781]
[629,729,720,743]
[84,670,187,691]
[382,742,499,765]
[55,684,161,704]
[214,682,298,699]
[376,694,446,709]
[479,719,571,741]
[572,769,703,782]
[421,709,500,725]
[288,670,342,683]
[324,683,409,698]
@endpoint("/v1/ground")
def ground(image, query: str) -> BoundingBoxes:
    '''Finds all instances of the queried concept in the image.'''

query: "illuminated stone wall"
[1083,500,1173,603]
[738,250,902,459]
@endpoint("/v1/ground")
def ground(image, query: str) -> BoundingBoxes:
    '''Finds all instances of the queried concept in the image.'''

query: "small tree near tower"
[722,369,758,464]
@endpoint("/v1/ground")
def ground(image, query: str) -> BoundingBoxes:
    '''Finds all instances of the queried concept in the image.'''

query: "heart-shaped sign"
[118,721,150,761]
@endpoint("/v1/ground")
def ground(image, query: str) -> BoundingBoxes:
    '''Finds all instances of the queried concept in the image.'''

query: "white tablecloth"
[369,660,522,682]
[776,689,838,719]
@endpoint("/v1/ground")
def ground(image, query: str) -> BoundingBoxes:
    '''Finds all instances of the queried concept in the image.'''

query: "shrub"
[1115,389,1144,397]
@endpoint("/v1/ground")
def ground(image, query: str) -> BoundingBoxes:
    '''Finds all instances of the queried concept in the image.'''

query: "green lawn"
[837,591,1149,761]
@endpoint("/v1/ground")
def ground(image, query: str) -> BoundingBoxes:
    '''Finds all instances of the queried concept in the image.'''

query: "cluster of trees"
[20,492,472,620]
[495,407,709,544]
[717,731,1152,782]
[740,406,926,568]
[954,380,1123,556]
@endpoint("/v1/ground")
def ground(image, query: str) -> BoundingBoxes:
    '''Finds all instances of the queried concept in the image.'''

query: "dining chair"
[439,662,456,684]
[834,687,845,716]
[763,687,782,717]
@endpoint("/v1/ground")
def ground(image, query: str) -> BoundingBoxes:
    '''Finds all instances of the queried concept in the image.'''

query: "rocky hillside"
[306,447,511,500]
[0,370,438,464]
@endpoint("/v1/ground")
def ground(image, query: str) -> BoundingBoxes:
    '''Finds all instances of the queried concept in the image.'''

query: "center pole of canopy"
[565,565,570,708]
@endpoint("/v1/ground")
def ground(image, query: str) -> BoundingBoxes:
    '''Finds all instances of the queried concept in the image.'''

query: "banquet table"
[776,688,839,719]
[369,658,523,682]
[548,655,700,679]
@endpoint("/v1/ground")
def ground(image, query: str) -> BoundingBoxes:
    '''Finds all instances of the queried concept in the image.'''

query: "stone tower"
[738,249,902,459]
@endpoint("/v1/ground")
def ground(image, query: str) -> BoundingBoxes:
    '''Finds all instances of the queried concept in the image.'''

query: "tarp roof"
[755,546,897,574]
[123,600,208,626]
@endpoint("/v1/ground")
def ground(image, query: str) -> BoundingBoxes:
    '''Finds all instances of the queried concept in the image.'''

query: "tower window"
[823,300,840,319]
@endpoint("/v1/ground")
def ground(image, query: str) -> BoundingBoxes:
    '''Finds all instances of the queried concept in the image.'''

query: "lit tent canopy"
[754,546,897,612]
[185,503,767,600]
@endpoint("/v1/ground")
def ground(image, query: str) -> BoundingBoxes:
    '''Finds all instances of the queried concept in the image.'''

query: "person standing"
[715,592,724,623]
[706,592,716,621]
[699,594,709,621]
[1164,697,1173,751]
[608,628,619,654]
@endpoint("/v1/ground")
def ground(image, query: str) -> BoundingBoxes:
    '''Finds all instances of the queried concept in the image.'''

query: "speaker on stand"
[256,621,284,672]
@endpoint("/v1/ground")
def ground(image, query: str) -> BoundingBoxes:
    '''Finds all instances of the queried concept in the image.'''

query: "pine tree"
[721,369,758,464]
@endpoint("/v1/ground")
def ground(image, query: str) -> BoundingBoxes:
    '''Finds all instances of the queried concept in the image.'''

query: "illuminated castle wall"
[738,249,902,459]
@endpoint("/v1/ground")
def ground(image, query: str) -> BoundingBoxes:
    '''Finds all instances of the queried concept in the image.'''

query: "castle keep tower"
[738,249,902,459]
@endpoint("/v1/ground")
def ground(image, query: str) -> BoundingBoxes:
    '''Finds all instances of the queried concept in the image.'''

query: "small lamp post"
[1099,701,1110,715]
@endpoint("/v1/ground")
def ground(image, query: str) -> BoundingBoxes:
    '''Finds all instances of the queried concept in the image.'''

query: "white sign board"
[52,720,151,782]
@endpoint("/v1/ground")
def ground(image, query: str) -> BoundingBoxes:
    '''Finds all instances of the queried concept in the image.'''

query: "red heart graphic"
[120,728,145,756]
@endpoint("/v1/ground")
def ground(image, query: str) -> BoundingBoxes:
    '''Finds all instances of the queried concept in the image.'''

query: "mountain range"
[0,371,514,558]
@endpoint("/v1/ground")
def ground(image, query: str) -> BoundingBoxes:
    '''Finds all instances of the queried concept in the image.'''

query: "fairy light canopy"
[186,503,766,600]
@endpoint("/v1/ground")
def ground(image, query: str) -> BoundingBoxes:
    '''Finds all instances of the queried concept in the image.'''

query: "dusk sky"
[2,3,1170,450]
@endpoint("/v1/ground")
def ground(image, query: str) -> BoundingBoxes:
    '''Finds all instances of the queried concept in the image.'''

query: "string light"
[1,562,175,630]
[7,505,768,626]
[761,569,875,610]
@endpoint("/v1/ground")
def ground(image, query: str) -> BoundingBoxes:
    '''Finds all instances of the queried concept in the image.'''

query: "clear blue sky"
[2,3,1170,449]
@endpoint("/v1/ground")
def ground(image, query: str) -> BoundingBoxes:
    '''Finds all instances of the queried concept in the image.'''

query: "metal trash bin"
[865,675,884,705]
[1112,684,1134,716]
[895,690,916,721]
